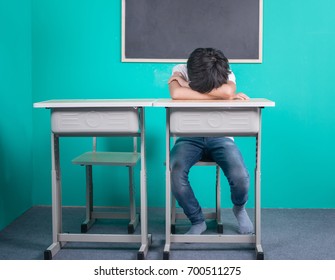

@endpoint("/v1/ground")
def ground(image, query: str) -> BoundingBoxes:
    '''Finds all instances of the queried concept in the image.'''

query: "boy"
[168,48,253,235]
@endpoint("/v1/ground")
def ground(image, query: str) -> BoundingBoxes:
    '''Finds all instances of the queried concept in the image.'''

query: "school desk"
[153,98,275,260]
[33,99,154,260]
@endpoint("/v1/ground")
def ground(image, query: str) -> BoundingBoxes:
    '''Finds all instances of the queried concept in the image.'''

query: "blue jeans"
[170,137,250,225]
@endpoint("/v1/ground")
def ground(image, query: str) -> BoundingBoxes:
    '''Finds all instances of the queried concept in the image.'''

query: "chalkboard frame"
[122,0,263,63]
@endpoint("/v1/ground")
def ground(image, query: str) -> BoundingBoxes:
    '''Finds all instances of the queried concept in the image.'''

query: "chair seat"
[72,152,140,166]
[195,160,218,166]
[164,160,218,167]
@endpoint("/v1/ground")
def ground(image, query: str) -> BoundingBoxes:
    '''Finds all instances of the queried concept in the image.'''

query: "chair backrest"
[92,136,138,153]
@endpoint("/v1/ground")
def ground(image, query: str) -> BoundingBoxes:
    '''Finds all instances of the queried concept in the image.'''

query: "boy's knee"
[229,169,249,189]
[230,174,250,206]
[170,159,186,174]
[170,164,188,182]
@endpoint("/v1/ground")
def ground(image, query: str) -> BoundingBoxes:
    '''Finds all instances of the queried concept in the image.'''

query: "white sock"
[233,205,254,234]
[185,221,207,235]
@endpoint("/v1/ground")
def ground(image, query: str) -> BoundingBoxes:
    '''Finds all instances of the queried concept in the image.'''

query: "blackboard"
[122,0,263,63]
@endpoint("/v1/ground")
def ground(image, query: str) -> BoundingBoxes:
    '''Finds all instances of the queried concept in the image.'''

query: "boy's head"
[187,48,231,93]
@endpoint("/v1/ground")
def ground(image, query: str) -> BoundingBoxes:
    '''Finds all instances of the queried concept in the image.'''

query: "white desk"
[33,99,154,259]
[153,98,275,260]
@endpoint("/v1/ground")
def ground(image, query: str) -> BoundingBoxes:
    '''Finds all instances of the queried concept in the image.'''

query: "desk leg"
[137,169,152,259]
[163,168,171,260]
[163,108,171,260]
[255,167,263,260]
[45,133,63,260]
[137,108,151,260]
[255,110,264,260]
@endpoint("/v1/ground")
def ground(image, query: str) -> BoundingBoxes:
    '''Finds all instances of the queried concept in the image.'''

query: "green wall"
[32,0,335,209]
[0,0,32,230]
[2,0,335,230]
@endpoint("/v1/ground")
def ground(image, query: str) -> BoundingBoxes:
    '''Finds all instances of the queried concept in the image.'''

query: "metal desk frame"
[34,99,154,260]
[153,98,275,260]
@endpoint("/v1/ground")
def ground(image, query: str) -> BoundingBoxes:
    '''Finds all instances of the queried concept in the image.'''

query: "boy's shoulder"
[171,64,236,84]
[172,64,188,80]
[172,64,187,73]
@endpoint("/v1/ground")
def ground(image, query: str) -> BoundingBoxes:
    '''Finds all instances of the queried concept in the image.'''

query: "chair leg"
[128,166,139,234]
[171,196,177,234]
[81,165,95,233]
[216,166,223,233]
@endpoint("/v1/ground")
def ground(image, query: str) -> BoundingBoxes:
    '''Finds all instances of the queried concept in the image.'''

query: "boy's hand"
[168,75,190,88]
[231,93,249,100]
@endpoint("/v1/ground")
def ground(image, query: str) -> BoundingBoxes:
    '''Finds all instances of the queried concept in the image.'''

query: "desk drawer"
[170,108,259,136]
[51,108,139,135]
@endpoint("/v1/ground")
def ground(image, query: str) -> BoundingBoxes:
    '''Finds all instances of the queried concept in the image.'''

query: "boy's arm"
[168,73,248,100]
[208,81,249,100]
[168,72,219,100]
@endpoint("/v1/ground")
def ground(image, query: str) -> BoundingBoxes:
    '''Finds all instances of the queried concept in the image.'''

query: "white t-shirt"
[172,64,236,84]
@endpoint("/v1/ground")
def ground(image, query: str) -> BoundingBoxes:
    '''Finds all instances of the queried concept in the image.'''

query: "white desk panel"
[51,108,139,135]
[170,107,260,136]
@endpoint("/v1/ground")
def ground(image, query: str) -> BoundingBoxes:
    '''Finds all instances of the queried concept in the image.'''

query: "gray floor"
[0,207,334,260]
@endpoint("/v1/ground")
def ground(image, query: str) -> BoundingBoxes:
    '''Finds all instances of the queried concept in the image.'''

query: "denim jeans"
[170,137,250,225]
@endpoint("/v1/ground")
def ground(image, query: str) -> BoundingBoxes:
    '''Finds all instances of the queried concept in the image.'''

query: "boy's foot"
[185,221,207,235]
[233,205,254,234]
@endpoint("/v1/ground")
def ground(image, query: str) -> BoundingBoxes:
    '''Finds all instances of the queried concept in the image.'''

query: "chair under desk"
[153,98,275,260]
[72,136,141,234]
[33,99,154,260]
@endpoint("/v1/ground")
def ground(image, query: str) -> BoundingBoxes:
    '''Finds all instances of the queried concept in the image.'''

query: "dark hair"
[187,48,231,93]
